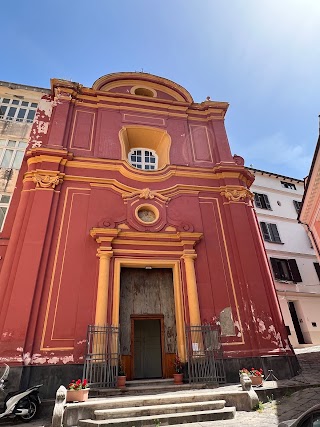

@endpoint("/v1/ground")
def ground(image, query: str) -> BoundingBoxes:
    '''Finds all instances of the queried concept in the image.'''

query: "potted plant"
[239,367,264,386]
[66,379,89,402]
[173,354,183,385]
[117,357,126,389]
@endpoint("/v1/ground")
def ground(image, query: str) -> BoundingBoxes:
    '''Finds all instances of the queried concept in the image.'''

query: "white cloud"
[241,132,312,178]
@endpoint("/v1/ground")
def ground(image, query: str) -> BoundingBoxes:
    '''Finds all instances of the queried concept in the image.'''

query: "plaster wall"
[251,170,320,346]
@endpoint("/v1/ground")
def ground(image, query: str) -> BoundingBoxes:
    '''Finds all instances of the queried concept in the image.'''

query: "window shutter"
[314,262,320,281]
[263,194,271,210]
[288,259,302,282]
[269,223,281,243]
[260,222,270,241]
[293,200,301,214]
[254,193,262,208]
[270,258,281,280]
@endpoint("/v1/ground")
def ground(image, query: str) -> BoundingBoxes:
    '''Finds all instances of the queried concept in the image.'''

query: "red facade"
[0,73,297,396]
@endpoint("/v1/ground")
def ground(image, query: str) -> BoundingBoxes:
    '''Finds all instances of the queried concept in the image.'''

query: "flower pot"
[117,375,126,389]
[173,373,183,385]
[250,376,263,386]
[66,388,89,402]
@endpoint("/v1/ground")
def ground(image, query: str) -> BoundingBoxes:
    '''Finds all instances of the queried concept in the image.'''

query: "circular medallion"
[135,204,159,224]
[138,208,156,223]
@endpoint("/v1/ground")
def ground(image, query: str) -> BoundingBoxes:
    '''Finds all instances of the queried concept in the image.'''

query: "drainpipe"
[298,220,320,258]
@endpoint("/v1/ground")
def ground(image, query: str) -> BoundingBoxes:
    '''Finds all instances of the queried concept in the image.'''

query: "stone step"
[88,389,229,410]
[90,382,208,397]
[126,378,173,388]
[78,407,236,426]
[94,399,226,419]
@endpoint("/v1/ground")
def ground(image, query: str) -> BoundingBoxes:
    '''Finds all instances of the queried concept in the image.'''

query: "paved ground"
[1,345,320,426]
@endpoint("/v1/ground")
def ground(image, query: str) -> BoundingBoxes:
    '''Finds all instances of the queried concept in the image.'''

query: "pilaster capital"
[97,249,113,260]
[24,170,65,189]
[181,252,197,262]
[220,186,253,203]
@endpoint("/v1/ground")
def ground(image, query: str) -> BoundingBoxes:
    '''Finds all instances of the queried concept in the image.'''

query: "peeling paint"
[48,357,59,364]
[61,355,74,364]
[16,347,23,352]
[28,95,53,148]
[257,318,267,333]
[77,340,87,345]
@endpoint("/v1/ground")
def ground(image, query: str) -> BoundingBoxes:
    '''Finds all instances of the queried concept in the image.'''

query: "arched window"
[128,148,158,171]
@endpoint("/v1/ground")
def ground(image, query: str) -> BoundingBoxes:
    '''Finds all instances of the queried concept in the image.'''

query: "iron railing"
[185,324,226,385]
[83,325,120,388]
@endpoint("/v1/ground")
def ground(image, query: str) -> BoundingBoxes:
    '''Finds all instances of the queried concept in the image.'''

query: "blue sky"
[2,0,320,179]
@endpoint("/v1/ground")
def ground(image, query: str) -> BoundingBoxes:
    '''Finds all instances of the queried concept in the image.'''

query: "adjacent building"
[249,168,320,347]
[0,81,50,232]
[0,72,298,397]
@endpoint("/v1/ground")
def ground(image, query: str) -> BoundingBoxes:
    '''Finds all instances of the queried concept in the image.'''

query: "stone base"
[20,364,83,399]
[3,354,300,399]
[223,354,300,383]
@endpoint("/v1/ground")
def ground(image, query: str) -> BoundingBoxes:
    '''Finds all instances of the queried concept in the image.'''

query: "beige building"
[0,81,49,230]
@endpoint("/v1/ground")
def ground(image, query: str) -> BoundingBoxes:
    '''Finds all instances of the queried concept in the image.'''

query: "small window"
[0,194,11,231]
[254,193,272,210]
[293,200,302,214]
[281,181,296,190]
[314,263,320,281]
[270,257,302,282]
[0,97,38,123]
[260,222,282,243]
[0,139,28,170]
[128,148,158,171]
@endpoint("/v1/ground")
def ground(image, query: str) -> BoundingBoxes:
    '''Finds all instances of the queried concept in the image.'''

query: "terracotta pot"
[173,373,183,385]
[66,388,89,402]
[117,375,126,388]
[250,376,263,386]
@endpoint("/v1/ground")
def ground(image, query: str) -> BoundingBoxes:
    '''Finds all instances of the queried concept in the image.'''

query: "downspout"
[298,220,320,258]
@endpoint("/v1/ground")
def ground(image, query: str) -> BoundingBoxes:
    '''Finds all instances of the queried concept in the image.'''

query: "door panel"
[134,319,162,378]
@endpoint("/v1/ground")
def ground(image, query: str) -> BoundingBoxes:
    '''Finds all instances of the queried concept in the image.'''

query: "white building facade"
[249,167,320,347]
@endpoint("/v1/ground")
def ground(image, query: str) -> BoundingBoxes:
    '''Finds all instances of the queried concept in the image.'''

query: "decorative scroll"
[32,173,63,189]
[122,187,170,202]
[220,188,253,203]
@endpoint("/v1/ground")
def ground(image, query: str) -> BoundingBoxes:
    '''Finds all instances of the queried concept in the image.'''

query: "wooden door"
[134,319,162,378]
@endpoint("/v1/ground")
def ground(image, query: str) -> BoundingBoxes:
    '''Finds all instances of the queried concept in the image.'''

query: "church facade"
[0,73,298,397]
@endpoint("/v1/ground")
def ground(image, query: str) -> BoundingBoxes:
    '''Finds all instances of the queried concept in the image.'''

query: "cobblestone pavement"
[1,345,320,426]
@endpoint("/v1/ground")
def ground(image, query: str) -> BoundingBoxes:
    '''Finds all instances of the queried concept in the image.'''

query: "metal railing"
[185,325,226,385]
[83,325,120,388]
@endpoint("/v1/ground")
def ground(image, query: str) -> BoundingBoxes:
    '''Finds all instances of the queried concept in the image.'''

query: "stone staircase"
[89,379,208,398]
[63,388,238,426]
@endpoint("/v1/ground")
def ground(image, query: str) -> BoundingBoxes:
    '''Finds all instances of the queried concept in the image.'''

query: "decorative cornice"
[220,188,253,203]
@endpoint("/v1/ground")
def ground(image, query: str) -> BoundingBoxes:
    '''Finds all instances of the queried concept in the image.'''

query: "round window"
[134,87,154,97]
[136,205,158,224]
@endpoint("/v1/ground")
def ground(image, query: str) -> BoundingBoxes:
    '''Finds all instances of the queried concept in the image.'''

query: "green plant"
[174,354,183,374]
[118,357,126,376]
[153,419,161,427]
[254,400,264,412]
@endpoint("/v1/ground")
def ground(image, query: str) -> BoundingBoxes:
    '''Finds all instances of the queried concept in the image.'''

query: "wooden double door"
[119,268,176,380]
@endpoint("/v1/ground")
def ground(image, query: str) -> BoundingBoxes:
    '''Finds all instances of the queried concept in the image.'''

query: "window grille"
[0,98,38,123]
